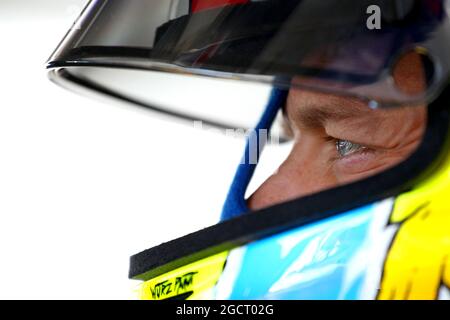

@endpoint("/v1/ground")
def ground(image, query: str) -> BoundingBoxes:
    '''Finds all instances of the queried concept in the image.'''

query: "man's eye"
[335,140,365,157]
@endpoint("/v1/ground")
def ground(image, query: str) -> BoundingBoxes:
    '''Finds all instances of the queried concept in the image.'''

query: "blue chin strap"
[220,88,289,221]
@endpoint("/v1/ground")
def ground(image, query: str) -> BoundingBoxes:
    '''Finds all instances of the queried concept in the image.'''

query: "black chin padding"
[129,85,450,281]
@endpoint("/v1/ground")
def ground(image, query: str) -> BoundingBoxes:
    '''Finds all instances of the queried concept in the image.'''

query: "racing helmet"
[47,0,450,300]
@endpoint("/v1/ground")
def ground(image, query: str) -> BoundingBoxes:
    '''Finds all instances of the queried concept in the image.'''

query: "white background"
[0,0,247,299]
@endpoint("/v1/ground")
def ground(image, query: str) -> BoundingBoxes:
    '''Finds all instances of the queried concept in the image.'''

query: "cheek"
[247,140,338,210]
[247,173,295,211]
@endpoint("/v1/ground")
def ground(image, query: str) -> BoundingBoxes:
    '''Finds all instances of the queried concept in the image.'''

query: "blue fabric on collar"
[220,88,289,221]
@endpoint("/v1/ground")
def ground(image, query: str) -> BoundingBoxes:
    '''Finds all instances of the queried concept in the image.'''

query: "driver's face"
[248,52,427,211]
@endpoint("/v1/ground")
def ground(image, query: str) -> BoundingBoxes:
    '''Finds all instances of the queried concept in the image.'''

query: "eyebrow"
[286,94,369,129]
